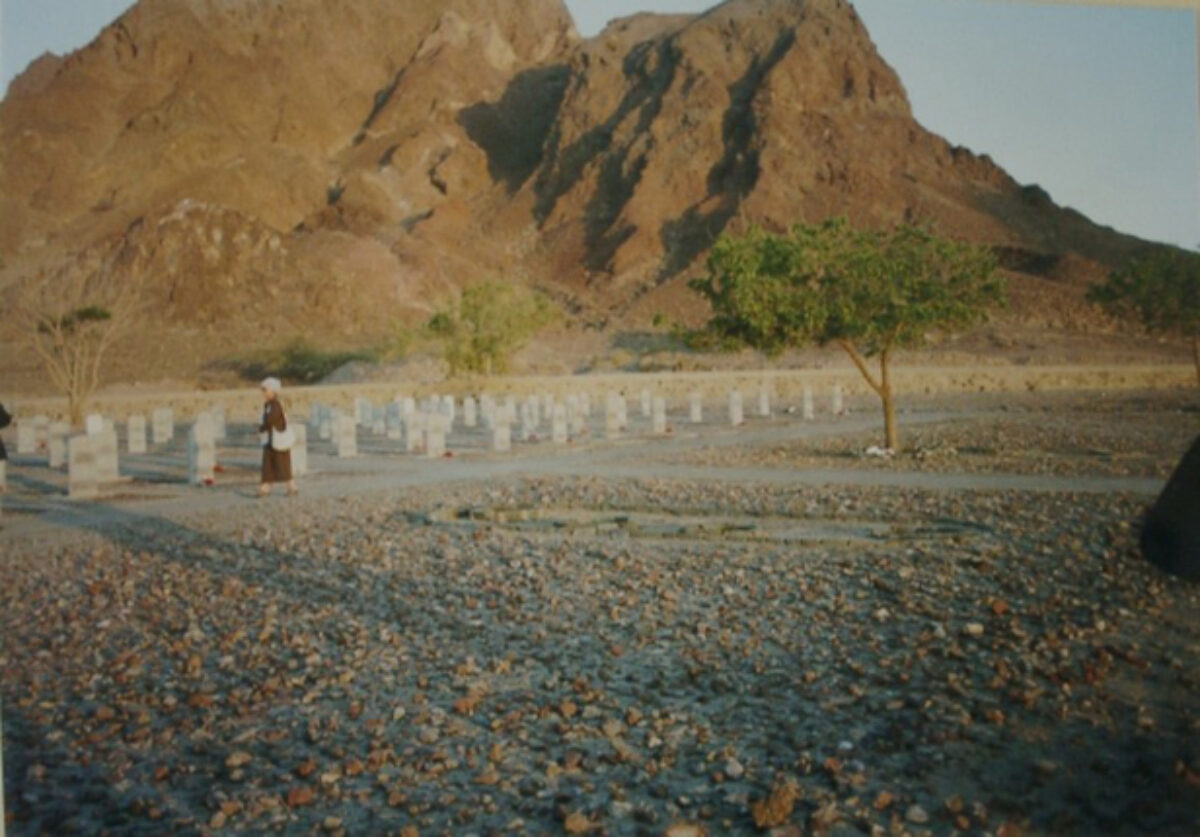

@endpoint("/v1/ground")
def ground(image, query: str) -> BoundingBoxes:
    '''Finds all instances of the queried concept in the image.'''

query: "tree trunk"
[880,349,898,451]
[837,339,900,450]
[68,391,84,428]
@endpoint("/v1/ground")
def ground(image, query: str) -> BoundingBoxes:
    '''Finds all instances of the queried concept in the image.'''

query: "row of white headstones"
[5,407,232,499]
[2,384,848,500]
[310,384,847,458]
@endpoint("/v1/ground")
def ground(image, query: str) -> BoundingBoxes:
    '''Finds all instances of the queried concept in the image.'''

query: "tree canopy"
[1088,247,1200,385]
[427,280,557,377]
[689,218,1004,449]
[690,218,1003,357]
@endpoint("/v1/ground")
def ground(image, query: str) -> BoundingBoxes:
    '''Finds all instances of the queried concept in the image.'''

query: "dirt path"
[0,407,1164,544]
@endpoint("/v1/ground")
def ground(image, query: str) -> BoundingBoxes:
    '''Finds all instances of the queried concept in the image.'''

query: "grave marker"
[187,419,216,485]
[291,423,309,477]
[152,408,174,445]
[551,403,568,444]
[16,422,36,455]
[492,421,512,453]
[425,423,447,458]
[689,392,703,424]
[802,386,815,421]
[127,414,148,455]
[93,427,120,483]
[652,396,667,435]
[68,435,99,499]
[335,414,358,458]
[48,422,71,468]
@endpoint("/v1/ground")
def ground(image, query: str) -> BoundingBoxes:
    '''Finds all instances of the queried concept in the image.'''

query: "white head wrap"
[261,377,282,394]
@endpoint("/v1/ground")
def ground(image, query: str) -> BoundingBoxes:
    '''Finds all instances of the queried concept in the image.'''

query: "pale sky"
[2,0,1197,250]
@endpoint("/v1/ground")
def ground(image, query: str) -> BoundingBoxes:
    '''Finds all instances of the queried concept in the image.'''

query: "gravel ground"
[668,390,1200,479]
[2,476,1198,836]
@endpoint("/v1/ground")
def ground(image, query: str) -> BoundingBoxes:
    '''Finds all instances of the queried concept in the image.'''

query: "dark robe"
[259,398,293,484]
[0,402,10,461]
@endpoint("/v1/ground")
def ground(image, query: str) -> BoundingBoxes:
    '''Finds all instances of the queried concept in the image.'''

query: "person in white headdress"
[258,377,297,497]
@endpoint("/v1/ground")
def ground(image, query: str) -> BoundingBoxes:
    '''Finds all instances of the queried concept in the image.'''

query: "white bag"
[270,424,295,452]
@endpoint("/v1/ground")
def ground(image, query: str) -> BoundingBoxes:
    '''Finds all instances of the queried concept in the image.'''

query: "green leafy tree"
[690,219,1004,449]
[1088,248,1200,386]
[427,280,557,377]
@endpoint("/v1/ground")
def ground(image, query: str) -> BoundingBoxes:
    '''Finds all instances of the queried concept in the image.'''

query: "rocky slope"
[0,0,1151,385]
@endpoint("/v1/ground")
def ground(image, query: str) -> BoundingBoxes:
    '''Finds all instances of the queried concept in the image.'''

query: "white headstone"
[604,394,622,440]
[356,397,372,427]
[187,422,215,485]
[729,391,744,427]
[757,385,771,418]
[372,406,386,436]
[127,414,148,455]
[152,408,174,445]
[403,413,423,453]
[48,422,71,468]
[94,427,120,483]
[580,392,592,418]
[386,403,403,440]
[463,397,478,429]
[68,435,99,499]
[291,423,309,477]
[480,395,496,428]
[401,397,417,421]
[49,433,67,469]
[212,406,227,441]
[85,414,105,436]
[832,385,845,417]
[492,421,512,453]
[689,392,703,424]
[520,402,538,441]
[652,396,667,435]
[16,422,36,455]
[803,386,815,421]
[335,414,358,458]
[551,404,568,444]
[616,395,628,430]
[640,388,652,418]
[425,423,447,458]
[319,406,334,441]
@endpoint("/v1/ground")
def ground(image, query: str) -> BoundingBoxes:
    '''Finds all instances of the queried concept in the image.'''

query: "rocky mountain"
[0,0,1148,383]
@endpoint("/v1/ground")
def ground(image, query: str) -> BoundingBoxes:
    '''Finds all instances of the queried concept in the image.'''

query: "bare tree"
[7,250,144,426]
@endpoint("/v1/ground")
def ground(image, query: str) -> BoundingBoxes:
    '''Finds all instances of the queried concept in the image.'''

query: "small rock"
[963,623,985,638]
[225,751,252,770]
[906,804,930,825]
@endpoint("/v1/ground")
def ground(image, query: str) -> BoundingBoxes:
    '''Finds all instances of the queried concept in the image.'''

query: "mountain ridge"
[0,0,1152,385]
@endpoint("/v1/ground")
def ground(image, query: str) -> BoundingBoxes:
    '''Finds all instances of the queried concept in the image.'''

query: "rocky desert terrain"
[1,381,1197,835]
